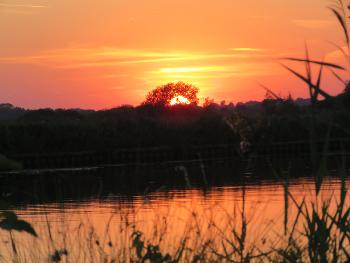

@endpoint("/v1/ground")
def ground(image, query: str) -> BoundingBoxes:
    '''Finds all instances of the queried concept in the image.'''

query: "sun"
[169,95,190,105]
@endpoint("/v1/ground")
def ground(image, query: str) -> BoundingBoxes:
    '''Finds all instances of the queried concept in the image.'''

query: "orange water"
[0,176,347,262]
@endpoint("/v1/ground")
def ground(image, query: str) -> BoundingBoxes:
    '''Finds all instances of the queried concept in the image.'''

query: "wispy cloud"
[229,48,267,52]
[0,1,48,14]
[150,64,274,81]
[148,66,239,83]
[0,47,277,69]
[292,19,334,29]
[103,73,129,79]
[0,46,279,92]
[159,66,229,74]
[0,3,47,8]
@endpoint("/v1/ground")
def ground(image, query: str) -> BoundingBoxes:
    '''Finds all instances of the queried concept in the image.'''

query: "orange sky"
[0,0,348,109]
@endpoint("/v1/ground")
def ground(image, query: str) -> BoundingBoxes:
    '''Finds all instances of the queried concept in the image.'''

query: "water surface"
[0,161,348,261]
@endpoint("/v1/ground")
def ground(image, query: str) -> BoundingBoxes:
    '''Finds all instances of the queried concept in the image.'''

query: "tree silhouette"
[144,82,199,106]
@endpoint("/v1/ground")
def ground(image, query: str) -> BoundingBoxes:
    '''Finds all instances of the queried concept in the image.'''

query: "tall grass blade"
[283,177,289,236]
[313,63,324,102]
[259,83,283,101]
[304,44,314,99]
[282,58,346,70]
[280,64,333,100]
[329,7,349,45]
[330,69,347,85]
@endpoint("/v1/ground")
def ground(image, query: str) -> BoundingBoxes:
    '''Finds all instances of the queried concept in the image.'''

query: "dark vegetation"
[0,87,349,157]
[0,154,22,171]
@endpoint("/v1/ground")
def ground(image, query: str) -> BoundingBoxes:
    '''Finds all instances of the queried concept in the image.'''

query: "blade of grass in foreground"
[282,57,346,70]
[280,64,334,100]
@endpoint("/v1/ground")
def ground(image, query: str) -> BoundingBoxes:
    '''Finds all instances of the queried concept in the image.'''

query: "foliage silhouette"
[0,91,350,160]
[144,81,199,106]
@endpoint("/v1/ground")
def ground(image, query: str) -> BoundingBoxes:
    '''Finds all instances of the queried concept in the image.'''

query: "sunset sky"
[0,0,348,109]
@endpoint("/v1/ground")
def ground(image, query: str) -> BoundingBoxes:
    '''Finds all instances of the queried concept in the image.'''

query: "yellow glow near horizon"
[169,95,190,105]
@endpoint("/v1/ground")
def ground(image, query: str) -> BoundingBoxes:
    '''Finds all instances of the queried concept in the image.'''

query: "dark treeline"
[1,88,350,156]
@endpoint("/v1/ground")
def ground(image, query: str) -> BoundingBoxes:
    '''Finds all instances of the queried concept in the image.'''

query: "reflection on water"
[14,176,347,230]
[0,160,349,261]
